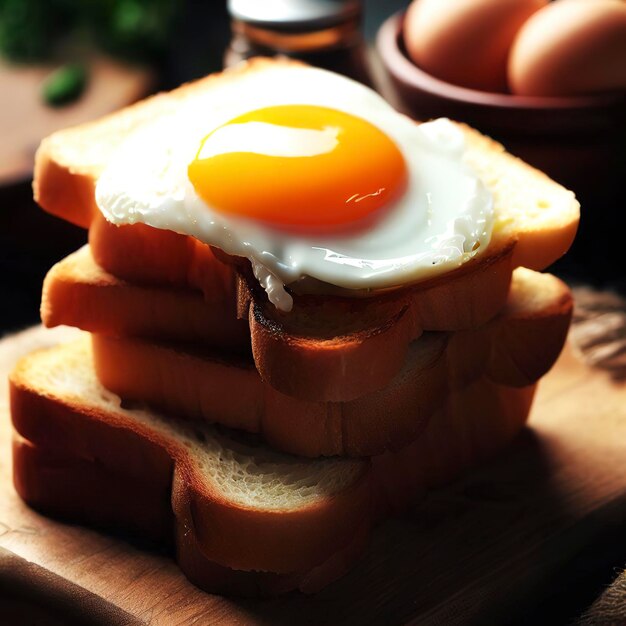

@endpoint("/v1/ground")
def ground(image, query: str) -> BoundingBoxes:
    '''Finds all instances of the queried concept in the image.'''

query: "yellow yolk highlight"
[188,105,408,230]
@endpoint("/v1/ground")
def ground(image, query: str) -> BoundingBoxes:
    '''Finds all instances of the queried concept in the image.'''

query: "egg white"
[95,64,493,311]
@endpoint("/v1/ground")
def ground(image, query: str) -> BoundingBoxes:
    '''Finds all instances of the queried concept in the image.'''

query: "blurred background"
[0,0,623,334]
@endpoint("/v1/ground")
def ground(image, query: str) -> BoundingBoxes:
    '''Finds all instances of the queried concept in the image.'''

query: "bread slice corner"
[9,336,369,575]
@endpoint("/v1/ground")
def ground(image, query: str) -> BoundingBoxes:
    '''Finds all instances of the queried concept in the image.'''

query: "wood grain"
[1,324,625,625]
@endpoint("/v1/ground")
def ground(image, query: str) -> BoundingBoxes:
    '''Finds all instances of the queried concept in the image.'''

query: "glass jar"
[225,0,371,85]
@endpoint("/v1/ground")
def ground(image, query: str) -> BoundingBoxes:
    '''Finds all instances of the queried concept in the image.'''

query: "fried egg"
[96,64,493,311]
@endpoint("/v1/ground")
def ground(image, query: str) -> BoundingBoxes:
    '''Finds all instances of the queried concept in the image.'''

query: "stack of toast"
[10,59,578,596]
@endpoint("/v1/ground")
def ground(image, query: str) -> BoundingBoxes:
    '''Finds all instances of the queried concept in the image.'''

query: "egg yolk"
[188,105,408,231]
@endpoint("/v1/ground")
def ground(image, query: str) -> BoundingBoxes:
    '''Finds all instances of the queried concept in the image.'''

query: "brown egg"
[403,0,547,92]
[508,0,626,97]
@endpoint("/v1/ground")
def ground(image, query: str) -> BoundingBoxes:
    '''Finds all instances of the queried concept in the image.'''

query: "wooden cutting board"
[0,322,625,625]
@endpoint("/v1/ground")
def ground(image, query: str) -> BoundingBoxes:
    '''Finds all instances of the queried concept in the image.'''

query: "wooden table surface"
[1,322,625,625]
[0,58,151,187]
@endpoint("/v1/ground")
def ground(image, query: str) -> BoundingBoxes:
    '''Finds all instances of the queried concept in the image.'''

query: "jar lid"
[228,0,362,32]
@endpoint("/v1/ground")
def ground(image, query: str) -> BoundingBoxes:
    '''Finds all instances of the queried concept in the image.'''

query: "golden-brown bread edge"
[87,213,515,401]
[10,340,371,575]
[89,273,562,456]
[42,245,250,350]
[42,248,572,456]
[11,341,535,596]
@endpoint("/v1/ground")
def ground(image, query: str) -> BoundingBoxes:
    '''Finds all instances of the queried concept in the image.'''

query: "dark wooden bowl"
[375,11,626,194]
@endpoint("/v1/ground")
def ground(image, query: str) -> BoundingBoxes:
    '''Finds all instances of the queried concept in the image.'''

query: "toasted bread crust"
[33,57,578,402]
[89,268,570,456]
[371,380,536,514]
[9,360,371,574]
[42,245,249,349]
[239,242,515,401]
[88,215,516,401]
[12,437,370,596]
[88,214,574,401]
[91,333,445,457]
[11,344,534,595]
[12,437,174,543]
[43,248,571,455]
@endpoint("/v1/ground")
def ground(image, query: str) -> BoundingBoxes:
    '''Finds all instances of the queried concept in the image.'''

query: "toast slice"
[10,338,369,577]
[42,245,250,350]
[42,250,571,455]
[33,57,579,402]
[11,338,534,596]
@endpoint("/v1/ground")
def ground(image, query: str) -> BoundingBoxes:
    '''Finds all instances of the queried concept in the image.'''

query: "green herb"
[0,0,177,64]
[41,63,88,107]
